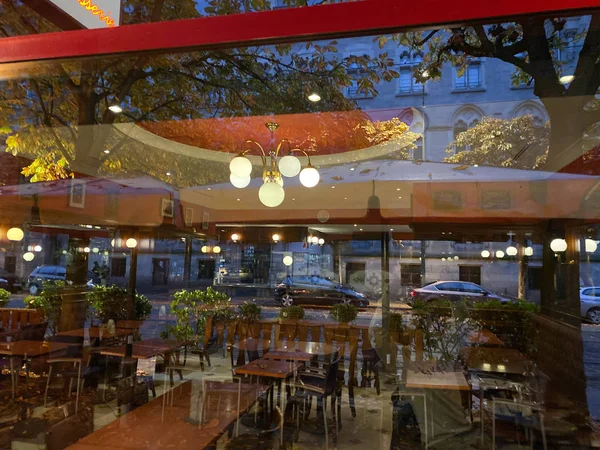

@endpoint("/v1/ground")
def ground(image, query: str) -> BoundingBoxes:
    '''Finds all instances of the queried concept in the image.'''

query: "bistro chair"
[295,353,342,449]
[44,346,100,413]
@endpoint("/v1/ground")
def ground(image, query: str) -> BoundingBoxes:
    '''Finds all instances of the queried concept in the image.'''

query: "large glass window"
[0,5,599,450]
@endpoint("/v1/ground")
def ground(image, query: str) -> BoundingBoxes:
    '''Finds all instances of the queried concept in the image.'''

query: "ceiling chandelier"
[228,122,320,208]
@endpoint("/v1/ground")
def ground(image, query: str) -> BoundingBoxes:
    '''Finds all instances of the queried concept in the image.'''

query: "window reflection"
[0,8,599,450]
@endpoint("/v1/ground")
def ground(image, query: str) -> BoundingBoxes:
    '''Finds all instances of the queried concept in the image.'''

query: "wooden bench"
[0,308,41,340]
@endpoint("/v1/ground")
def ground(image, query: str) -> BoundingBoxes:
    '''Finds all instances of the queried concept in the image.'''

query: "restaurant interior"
[0,0,599,449]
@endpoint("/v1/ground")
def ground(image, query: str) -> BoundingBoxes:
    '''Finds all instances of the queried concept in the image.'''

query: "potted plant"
[278,305,304,343]
[85,285,151,323]
[25,281,68,335]
[0,288,9,308]
[238,301,262,339]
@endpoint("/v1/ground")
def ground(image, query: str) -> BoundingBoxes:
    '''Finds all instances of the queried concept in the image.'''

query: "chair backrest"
[324,356,341,396]
[16,322,48,341]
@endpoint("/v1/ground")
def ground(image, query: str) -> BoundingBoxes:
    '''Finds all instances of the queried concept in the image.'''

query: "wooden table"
[115,320,146,330]
[58,328,132,339]
[263,341,326,362]
[467,329,504,346]
[67,381,258,450]
[406,361,470,391]
[235,359,303,379]
[0,340,72,398]
[460,347,531,375]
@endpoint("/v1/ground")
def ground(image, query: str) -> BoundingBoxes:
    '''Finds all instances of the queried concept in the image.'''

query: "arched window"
[398,51,424,94]
[452,106,483,152]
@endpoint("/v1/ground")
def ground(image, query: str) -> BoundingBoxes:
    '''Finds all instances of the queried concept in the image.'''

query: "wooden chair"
[44,346,100,413]
[295,353,342,449]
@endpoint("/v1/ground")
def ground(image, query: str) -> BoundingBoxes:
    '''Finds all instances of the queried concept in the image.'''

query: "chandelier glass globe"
[585,239,598,253]
[481,250,490,258]
[283,255,293,266]
[299,166,320,188]
[23,252,34,262]
[523,247,534,256]
[229,156,252,177]
[230,173,251,189]
[259,181,285,207]
[125,238,138,248]
[279,155,301,178]
[213,246,221,254]
[495,250,505,258]
[506,246,518,256]
[550,238,567,253]
[311,236,319,245]
[6,227,24,242]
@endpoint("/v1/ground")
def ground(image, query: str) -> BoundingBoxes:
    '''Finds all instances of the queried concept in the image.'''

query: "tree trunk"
[59,237,89,331]
[517,239,528,300]
[541,97,589,171]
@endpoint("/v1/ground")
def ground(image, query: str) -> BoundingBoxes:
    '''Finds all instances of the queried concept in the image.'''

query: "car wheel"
[281,294,294,307]
[29,284,40,295]
[588,308,600,324]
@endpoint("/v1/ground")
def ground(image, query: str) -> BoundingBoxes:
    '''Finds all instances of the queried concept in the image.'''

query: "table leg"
[10,358,14,399]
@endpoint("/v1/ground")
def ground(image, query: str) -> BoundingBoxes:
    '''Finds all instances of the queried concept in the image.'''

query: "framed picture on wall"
[481,190,511,210]
[69,179,86,208]
[432,190,463,212]
[202,211,209,230]
[160,198,174,218]
[184,207,193,226]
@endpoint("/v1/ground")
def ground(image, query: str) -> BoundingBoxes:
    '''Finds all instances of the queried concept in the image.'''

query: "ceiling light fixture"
[108,104,123,113]
[229,122,320,207]
[307,92,321,102]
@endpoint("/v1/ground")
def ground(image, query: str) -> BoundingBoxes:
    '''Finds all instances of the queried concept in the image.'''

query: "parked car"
[28,265,67,295]
[274,275,369,307]
[0,268,22,293]
[409,281,512,304]
[580,287,600,324]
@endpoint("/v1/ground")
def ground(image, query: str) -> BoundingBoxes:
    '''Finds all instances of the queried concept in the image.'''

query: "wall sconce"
[213,246,221,254]
[231,233,240,243]
[550,238,567,253]
[272,234,281,243]
[125,238,138,249]
[7,227,24,242]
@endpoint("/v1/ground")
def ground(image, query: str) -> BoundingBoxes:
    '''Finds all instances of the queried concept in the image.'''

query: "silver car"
[410,281,512,303]
[581,287,600,323]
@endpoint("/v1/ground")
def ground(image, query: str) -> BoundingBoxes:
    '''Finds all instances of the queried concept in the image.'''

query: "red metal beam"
[0,0,598,65]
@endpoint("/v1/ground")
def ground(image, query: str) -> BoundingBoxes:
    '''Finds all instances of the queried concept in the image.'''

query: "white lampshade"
[110,239,116,247]
[299,166,320,188]
[84,247,91,253]
[283,255,293,266]
[441,257,446,262]
[550,238,567,253]
[523,247,534,257]
[23,252,34,262]
[229,156,252,177]
[454,255,459,261]
[92,247,100,253]
[213,246,221,254]
[279,155,301,178]
[495,250,505,258]
[272,234,280,242]
[6,227,24,242]
[585,239,598,253]
[231,233,240,242]
[230,173,251,189]
[311,236,319,245]
[318,238,325,246]
[125,238,138,248]
[201,245,209,253]
[506,246,518,256]
[33,245,42,252]
[258,181,285,207]
[481,250,490,258]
